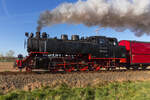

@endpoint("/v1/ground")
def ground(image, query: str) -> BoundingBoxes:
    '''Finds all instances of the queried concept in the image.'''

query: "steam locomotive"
[15,32,150,72]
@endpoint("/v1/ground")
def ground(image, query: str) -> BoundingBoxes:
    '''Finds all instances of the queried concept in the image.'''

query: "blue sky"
[0,0,150,56]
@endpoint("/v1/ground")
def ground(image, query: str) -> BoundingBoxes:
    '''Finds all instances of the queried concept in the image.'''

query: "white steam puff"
[37,0,150,36]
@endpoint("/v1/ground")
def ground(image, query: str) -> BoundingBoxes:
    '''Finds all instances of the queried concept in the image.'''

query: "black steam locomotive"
[16,32,127,72]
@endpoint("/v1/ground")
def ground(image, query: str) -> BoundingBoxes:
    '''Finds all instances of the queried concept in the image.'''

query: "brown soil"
[0,71,150,93]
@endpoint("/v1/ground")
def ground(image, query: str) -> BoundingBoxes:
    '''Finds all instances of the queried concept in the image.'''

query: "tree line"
[0,50,16,62]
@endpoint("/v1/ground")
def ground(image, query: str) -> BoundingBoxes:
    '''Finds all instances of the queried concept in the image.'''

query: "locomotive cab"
[86,36,126,59]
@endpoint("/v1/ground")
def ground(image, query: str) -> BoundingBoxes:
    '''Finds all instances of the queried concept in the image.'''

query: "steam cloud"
[37,0,150,36]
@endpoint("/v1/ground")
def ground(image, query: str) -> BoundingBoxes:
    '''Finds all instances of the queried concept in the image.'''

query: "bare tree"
[0,53,3,57]
[5,50,15,58]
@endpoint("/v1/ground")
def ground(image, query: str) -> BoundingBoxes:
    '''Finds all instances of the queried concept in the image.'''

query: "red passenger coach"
[119,40,150,69]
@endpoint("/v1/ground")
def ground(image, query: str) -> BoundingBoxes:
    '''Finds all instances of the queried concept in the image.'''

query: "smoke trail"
[37,0,150,36]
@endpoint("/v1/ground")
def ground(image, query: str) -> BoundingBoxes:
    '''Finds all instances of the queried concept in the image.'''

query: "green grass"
[1,81,150,100]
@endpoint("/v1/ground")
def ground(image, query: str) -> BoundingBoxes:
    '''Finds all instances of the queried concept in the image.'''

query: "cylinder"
[71,35,79,40]
[61,34,68,40]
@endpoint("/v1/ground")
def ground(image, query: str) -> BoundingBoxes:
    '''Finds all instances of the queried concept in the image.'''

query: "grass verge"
[1,81,150,100]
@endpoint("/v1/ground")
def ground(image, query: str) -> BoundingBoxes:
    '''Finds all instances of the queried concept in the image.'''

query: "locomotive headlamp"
[25,32,29,37]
